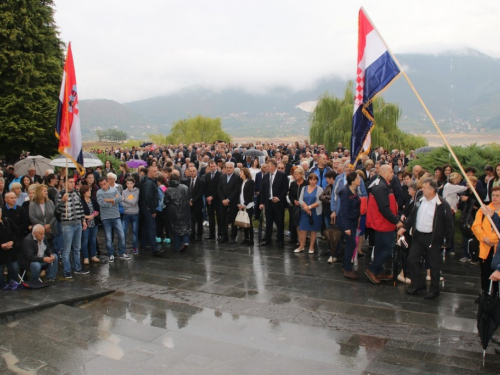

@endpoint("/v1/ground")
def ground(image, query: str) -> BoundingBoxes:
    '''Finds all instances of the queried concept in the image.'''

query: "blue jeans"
[53,221,63,253]
[30,255,58,281]
[0,261,19,288]
[173,234,190,251]
[81,225,98,259]
[62,223,83,273]
[122,213,139,249]
[102,217,126,256]
[369,230,395,275]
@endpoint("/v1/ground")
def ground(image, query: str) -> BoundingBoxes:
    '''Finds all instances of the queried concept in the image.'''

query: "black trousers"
[480,246,499,296]
[264,201,285,243]
[207,200,220,238]
[288,206,298,243]
[219,202,237,241]
[190,206,203,239]
[408,231,442,293]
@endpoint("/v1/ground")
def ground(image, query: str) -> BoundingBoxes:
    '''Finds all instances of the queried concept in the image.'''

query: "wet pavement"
[1,230,499,374]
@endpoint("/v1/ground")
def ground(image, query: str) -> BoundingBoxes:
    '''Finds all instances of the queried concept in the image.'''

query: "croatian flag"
[55,42,84,175]
[350,8,401,165]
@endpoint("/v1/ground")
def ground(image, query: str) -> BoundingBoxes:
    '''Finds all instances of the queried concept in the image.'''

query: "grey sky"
[53,0,500,103]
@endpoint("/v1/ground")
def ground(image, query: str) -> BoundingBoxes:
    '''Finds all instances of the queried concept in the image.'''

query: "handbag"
[234,210,251,228]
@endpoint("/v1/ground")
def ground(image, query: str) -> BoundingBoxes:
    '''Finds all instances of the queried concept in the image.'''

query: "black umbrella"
[393,235,410,286]
[476,280,500,361]
[243,149,265,158]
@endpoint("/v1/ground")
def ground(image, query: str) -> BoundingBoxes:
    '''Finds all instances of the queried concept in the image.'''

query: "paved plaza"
[1,231,499,374]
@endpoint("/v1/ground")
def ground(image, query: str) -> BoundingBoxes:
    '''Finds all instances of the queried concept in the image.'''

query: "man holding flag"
[350,9,402,284]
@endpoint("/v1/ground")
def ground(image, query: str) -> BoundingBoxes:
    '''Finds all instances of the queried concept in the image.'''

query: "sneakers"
[74,269,90,275]
[156,237,162,243]
[459,257,470,263]
[119,254,131,261]
[327,256,338,264]
[64,272,73,279]
[133,248,139,255]
[163,238,171,244]
[109,255,115,263]
[448,251,455,256]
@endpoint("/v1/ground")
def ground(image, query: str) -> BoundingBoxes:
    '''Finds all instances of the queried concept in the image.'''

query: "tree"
[164,115,231,144]
[96,129,105,142]
[309,82,427,157]
[0,0,65,161]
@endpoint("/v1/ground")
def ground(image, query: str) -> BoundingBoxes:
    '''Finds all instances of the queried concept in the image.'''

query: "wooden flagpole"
[362,7,500,238]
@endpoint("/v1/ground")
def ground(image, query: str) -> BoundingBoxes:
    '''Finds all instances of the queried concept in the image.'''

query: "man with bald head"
[19,224,58,282]
[365,165,403,285]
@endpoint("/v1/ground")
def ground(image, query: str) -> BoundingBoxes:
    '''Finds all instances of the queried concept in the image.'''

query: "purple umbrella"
[126,159,148,168]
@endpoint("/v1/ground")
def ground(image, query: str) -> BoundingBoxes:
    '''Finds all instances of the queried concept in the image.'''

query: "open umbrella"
[476,280,500,361]
[14,155,52,176]
[242,149,265,158]
[414,146,436,155]
[50,151,103,168]
[126,159,148,169]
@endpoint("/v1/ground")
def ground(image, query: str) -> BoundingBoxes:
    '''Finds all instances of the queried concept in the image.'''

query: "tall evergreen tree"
[309,82,427,158]
[0,0,64,162]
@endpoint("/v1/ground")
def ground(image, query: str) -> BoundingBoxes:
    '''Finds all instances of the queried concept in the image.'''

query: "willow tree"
[164,115,231,144]
[309,82,427,154]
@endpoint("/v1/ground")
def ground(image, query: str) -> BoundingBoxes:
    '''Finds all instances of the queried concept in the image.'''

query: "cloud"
[53,0,500,102]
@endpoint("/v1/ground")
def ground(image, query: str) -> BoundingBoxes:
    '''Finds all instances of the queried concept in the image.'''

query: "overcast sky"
[53,0,500,103]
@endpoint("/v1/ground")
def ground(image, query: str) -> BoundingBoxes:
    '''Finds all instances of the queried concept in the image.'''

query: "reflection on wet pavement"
[0,235,500,374]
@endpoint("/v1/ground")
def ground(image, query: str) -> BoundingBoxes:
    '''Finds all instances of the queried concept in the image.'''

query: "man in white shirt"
[398,178,453,299]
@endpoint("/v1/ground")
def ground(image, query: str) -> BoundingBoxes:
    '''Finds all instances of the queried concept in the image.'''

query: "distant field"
[83,133,498,150]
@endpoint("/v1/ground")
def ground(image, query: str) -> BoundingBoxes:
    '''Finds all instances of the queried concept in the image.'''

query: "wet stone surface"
[0,230,499,374]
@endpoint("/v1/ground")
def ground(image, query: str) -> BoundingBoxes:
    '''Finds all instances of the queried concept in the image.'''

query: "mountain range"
[79,49,500,141]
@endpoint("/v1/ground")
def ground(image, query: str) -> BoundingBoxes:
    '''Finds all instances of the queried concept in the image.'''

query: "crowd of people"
[1,141,499,309]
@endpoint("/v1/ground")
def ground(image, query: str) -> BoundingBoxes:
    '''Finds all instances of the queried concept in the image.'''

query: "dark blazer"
[204,171,221,202]
[259,171,288,207]
[218,173,241,203]
[18,233,53,270]
[404,194,454,248]
[240,179,255,207]
[255,171,264,193]
[188,177,205,209]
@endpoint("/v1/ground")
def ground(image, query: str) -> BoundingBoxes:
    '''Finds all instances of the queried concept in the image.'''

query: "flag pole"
[361,7,500,238]
[65,156,69,217]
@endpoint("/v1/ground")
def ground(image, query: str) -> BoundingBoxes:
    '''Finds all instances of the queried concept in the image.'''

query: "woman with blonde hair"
[442,172,468,211]
[29,184,57,240]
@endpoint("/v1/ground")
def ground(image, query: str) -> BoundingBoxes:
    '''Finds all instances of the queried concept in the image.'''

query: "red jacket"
[366,177,398,232]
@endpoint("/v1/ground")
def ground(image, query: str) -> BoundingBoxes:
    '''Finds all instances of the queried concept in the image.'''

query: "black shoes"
[229,239,236,244]
[424,291,440,299]
[319,250,331,257]
[406,286,426,295]
[277,242,284,249]
[260,241,270,246]
[240,239,249,245]
[205,236,216,240]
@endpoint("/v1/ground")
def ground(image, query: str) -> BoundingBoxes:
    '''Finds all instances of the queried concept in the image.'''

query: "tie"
[227,174,231,183]
[190,179,194,191]
[211,172,214,180]
[269,173,274,198]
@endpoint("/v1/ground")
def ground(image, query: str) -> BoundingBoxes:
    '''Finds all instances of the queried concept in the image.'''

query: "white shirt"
[416,195,438,233]
[269,172,275,199]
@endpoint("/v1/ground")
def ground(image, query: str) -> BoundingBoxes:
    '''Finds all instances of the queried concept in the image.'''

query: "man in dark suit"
[204,161,221,240]
[187,166,205,241]
[217,162,241,243]
[259,160,289,248]
[398,178,453,299]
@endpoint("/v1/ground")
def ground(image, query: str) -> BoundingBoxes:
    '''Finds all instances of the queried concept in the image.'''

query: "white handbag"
[234,210,251,228]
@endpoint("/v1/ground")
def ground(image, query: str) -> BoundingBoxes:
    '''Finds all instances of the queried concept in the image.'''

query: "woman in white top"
[249,158,261,181]
[238,168,256,245]
[442,172,468,212]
